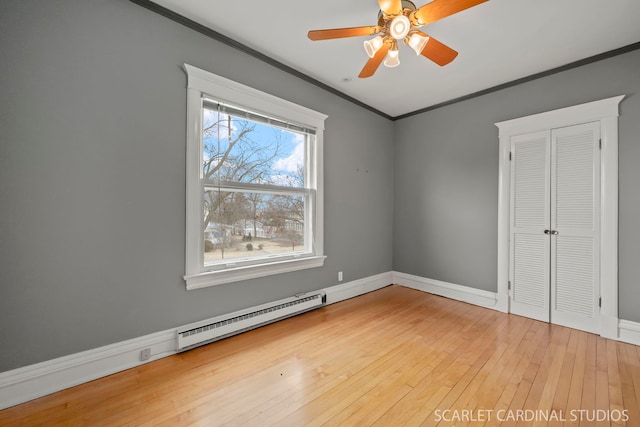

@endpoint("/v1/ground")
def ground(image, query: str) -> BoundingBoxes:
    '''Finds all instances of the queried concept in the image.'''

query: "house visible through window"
[183,64,327,290]
[202,100,312,263]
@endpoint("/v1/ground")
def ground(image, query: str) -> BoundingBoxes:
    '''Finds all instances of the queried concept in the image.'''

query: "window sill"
[184,255,326,290]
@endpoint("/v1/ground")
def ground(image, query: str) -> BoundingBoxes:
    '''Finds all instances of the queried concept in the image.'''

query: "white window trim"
[495,95,624,339]
[183,64,327,290]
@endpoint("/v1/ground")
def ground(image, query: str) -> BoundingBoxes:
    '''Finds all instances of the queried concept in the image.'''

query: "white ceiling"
[149,0,640,118]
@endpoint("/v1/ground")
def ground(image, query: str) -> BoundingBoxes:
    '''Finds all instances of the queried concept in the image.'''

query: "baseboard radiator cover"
[177,291,326,352]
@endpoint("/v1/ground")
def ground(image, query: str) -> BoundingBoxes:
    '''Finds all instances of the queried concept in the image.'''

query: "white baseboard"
[0,329,177,411]
[2,270,632,411]
[392,272,638,347]
[0,272,393,410]
[618,319,640,347]
[324,271,393,304]
[392,271,502,311]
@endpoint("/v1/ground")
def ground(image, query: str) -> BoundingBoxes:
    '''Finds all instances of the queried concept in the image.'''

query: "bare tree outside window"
[201,104,309,264]
[183,64,325,289]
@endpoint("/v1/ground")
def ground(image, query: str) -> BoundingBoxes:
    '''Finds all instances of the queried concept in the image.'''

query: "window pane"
[202,106,307,188]
[203,190,306,264]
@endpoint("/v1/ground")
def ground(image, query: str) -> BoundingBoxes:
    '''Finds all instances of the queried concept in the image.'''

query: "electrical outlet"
[338,271,343,282]
[140,348,151,361]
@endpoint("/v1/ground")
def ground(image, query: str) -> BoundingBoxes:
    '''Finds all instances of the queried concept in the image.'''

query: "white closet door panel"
[550,122,600,333]
[512,133,549,230]
[552,236,598,332]
[511,234,549,321]
[554,126,598,231]
[554,237,594,314]
[510,131,550,322]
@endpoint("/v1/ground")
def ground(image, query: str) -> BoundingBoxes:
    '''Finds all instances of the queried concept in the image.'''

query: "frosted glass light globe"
[389,15,410,40]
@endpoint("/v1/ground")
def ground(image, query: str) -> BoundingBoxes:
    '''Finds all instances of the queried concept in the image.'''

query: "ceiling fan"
[308,0,488,78]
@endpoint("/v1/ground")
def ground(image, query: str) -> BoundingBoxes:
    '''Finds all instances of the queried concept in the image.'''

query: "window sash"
[201,188,313,267]
[203,180,312,196]
[200,100,313,269]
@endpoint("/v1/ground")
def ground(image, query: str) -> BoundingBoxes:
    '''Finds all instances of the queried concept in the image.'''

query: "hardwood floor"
[2,285,640,426]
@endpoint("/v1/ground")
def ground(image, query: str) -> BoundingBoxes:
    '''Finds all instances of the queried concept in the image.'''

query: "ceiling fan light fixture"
[406,31,429,55]
[363,35,384,58]
[383,47,400,68]
[308,0,488,78]
[389,15,411,39]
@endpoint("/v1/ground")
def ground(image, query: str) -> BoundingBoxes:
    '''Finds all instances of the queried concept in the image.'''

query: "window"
[183,64,327,290]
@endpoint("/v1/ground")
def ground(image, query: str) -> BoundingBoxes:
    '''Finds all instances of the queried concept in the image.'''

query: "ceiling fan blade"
[378,0,403,16]
[416,31,459,66]
[308,26,381,41]
[412,0,488,26]
[358,43,391,78]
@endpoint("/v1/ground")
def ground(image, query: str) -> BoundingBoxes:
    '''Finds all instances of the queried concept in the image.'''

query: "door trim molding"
[495,95,625,339]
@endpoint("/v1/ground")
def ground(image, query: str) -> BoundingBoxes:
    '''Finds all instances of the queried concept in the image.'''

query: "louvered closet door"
[509,131,551,322]
[550,122,600,333]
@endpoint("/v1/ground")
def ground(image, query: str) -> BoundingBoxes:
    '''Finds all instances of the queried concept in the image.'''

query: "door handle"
[544,229,551,234]
[551,230,559,235]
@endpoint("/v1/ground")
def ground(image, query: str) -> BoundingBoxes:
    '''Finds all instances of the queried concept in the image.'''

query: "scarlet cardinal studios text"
[433,409,629,423]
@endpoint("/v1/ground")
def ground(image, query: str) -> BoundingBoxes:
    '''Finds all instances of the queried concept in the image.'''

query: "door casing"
[495,95,624,339]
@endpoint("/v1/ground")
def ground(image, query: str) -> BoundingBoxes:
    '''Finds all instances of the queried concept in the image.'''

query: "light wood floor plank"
[486,321,549,427]
[421,316,533,427]
[618,342,640,425]
[548,329,580,427]
[377,308,504,426]
[607,340,626,427]
[530,327,571,427]
[245,296,477,426]
[1,285,639,426]
[595,337,612,427]
[580,334,598,427]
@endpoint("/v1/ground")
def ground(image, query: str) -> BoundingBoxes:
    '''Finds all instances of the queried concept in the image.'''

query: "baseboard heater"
[176,291,326,352]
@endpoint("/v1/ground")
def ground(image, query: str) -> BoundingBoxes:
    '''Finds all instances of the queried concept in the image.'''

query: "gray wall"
[1,0,638,374]
[0,0,394,372]
[393,49,640,322]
